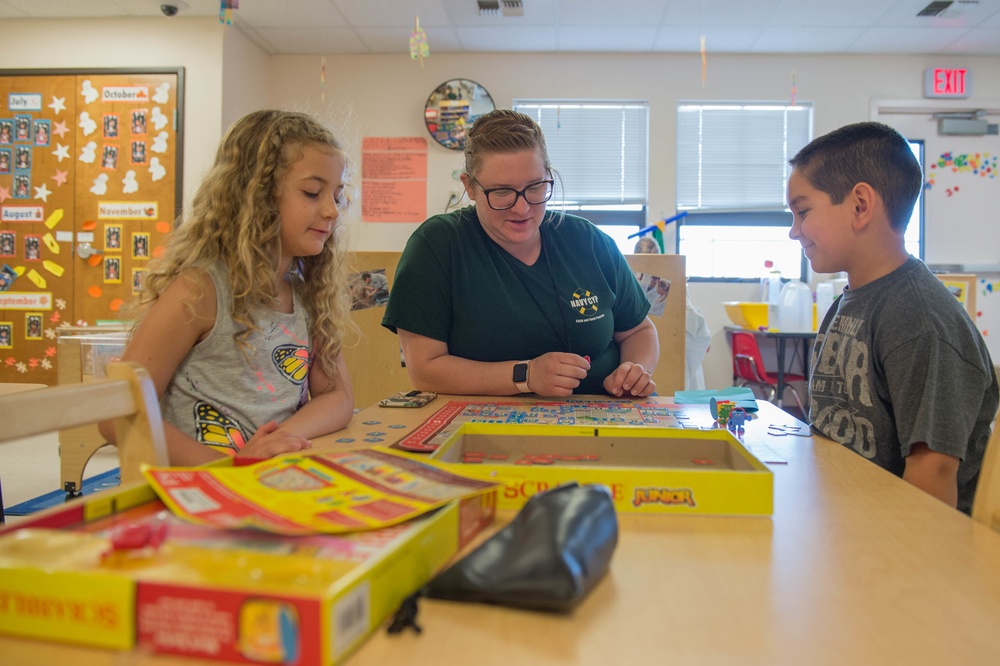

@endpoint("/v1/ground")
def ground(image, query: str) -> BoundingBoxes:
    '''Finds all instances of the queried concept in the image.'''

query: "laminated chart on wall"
[0,75,78,384]
[0,71,181,384]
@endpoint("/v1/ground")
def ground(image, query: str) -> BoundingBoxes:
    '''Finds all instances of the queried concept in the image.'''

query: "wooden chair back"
[972,410,1000,532]
[0,362,168,485]
[342,252,414,409]
[625,253,686,395]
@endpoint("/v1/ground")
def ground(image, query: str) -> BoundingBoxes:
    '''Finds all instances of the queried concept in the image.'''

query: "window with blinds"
[513,100,648,226]
[676,102,814,280]
[677,102,813,212]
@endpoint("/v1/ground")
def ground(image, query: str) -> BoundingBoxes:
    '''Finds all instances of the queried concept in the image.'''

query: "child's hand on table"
[238,420,313,460]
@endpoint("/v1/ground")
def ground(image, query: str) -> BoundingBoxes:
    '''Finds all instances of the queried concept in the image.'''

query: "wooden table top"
[3,396,1000,665]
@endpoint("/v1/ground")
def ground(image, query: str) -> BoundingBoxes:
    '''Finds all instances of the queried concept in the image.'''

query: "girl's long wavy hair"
[129,109,353,382]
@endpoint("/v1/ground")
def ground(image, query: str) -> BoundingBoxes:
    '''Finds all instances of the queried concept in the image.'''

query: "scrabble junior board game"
[393,399,688,453]
[388,400,775,516]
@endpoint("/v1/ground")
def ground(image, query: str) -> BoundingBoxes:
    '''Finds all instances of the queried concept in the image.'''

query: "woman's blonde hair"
[463,109,564,223]
[130,109,352,381]
[463,109,551,177]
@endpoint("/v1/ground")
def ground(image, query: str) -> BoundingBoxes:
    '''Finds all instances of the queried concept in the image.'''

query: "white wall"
[3,17,227,213]
[267,51,1000,389]
[8,27,999,391]
[221,26,271,131]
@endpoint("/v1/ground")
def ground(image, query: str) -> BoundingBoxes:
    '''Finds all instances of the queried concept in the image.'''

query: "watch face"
[513,362,528,383]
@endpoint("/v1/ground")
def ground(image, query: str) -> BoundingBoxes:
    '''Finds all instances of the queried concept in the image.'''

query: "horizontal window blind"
[677,103,813,212]
[514,101,648,208]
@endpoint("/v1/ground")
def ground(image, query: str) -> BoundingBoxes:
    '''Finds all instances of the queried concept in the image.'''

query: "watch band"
[513,361,530,393]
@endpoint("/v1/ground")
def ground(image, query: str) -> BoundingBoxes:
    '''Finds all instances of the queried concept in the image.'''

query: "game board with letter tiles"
[393,399,687,453]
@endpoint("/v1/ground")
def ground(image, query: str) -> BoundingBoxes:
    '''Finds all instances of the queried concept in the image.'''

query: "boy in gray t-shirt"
[787,121,998,514]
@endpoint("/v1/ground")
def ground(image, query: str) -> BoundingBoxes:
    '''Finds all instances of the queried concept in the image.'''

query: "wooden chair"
[0,362,169,523]
[972,411,1000,533]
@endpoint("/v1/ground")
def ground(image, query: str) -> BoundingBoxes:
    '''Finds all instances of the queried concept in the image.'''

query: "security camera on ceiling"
[158,0,189,17]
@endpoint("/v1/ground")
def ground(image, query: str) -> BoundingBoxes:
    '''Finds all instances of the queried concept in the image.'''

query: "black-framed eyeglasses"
[470,176,554,211]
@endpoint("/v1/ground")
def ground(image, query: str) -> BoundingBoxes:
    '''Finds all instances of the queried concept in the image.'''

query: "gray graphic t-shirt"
[810,257,997,513]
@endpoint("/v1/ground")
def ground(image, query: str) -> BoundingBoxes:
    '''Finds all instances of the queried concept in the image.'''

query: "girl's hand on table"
[238,420,313,459]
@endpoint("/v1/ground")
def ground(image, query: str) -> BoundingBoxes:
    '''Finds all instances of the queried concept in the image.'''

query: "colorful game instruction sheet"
[144,448,497,535]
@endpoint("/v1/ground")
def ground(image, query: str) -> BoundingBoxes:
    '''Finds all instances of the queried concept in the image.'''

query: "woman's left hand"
[603,362,655,397]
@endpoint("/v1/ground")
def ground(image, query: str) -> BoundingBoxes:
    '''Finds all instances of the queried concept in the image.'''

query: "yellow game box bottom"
[0,483,495,665]
[421,423,773,516]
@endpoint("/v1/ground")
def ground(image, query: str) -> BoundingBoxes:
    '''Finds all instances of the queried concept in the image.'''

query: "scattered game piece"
[336,437,355,443]
[692,458,714,465]
[363,420,381,425]
[389,424,408,429]
[364,437,384,443]
[767,424,809,437]
[367,431,387,437]
[102,517,168,560]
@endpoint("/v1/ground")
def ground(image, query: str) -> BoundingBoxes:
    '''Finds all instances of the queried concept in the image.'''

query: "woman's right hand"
[527,353,591,396]
[238,420,313,459]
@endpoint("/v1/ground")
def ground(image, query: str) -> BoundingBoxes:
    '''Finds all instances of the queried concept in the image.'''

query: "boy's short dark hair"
[789,121,922,232]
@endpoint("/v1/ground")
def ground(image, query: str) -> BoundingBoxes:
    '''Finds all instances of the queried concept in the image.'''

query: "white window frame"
[514,99,649,227]
[676,101,814,280]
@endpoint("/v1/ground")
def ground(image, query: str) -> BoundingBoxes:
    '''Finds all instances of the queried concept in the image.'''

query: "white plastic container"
[761,261,782,329]
[815,282,835,330]
[777,281,813,332]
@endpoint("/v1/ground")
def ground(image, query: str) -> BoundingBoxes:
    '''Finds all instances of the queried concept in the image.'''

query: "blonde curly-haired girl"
[103,110,354,465]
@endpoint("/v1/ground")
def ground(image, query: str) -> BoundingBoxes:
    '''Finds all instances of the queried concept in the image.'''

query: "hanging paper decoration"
[220,0,238,25]
[700,36,707,87]
[410,16,429,67]
[791,71,797,106]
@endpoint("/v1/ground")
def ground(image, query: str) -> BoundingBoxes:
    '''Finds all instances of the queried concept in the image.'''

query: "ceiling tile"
[654,26,762,53]
[254,27,370,55]
[942,28,1000,54]
[661,0,782,27]
[752,26,868,53]
[554,0,666,26]
[354,26,463,53]
[875,0,1000,28]
[234,0,347,29]
[847,26,973,52]
[557,26,659,51]
[457,26,559,51]
[334,0,451,27]
[767,0,898,27]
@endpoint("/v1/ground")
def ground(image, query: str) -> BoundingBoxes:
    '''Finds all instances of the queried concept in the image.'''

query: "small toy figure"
[727,407,750,432]
[713,399,736,426]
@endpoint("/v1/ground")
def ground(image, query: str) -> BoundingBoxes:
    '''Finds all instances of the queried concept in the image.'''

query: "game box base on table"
[0,480,495,665]
[418,423,773,516]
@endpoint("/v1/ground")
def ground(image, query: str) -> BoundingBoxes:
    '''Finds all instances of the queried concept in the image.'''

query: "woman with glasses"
[382,109,659,397]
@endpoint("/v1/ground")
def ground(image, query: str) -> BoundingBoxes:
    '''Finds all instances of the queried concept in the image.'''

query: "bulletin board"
[0,68,183,385]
